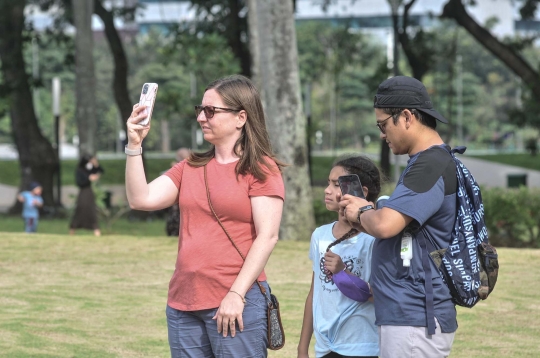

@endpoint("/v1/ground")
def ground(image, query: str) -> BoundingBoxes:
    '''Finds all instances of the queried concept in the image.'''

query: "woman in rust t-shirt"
[124,75,285,358]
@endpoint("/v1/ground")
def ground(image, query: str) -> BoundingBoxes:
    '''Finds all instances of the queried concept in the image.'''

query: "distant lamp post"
[388,0,401,77]
[190,72,199,150]
[52,77,62,207]
[388,0,402,184]
[305,82,313,186]
[456,54,464,144]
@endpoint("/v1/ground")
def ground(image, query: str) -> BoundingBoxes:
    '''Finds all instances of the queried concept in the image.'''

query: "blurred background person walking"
[69,155,104,236]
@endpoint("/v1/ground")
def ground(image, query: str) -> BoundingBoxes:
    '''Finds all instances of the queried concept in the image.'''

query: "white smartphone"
[138,83,158,126]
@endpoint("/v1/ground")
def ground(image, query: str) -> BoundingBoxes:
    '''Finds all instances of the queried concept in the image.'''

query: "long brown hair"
[187,75,285,180]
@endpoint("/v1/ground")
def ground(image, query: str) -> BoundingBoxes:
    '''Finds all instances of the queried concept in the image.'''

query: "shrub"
[312,187,337,227]
[483,186,540,248]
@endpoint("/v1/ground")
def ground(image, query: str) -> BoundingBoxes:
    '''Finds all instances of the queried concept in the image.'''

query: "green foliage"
[0,160,20,186]
[131,29,240,151]
[519,0,540,20]
[1,24,241,153]
[310,155,337,186]
[416,24,520,146]
[312,186,337,227]
[296,21,387,152]
[483,186,540,248]
[525,137,538,155]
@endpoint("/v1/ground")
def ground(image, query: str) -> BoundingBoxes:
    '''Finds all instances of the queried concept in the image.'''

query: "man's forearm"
[360,207,410,239]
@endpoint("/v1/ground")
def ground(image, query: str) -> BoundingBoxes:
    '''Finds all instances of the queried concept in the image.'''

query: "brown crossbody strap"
[204,164,268,297]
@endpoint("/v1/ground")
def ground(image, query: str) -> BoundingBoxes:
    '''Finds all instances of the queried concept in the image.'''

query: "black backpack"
[419,146,499,334]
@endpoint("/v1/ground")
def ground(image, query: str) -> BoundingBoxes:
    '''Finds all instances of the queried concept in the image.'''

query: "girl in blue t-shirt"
[298,155,382,358]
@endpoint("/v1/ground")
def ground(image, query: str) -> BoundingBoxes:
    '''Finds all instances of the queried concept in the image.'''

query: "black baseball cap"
[373,76,448,124]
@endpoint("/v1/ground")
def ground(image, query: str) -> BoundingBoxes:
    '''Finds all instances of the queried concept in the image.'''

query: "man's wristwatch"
[357,204,374,223]
[125,146,142,156]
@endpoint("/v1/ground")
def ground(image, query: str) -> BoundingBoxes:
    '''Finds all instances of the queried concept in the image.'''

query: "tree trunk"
[442,0,540,100]
[94,0,132,130]
[0,0,58,212]
[247,0,315,240]
[73,0,97,156]
[380,139,391,179]
[226,0,251,77]
[398,0,430,81]
[161,119,170,153]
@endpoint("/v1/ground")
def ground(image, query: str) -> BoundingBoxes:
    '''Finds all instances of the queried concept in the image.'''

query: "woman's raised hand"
[126,103,150,148]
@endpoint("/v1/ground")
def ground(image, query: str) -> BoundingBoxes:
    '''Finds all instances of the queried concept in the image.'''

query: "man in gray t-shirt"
[340,76,459,358]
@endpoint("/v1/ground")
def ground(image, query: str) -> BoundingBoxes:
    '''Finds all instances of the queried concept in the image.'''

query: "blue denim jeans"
[24,217,38,233]
[166,281,270,358]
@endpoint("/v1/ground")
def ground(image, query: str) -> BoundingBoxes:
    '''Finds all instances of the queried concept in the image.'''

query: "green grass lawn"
[469,153,540,171]
[0,232,538,357]
[0,216,168,237]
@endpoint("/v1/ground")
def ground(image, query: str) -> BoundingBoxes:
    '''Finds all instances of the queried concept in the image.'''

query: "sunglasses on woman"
[195,105,241,119]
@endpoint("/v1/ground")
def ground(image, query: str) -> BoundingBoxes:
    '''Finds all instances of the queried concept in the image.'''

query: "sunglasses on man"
[376,110,403,134]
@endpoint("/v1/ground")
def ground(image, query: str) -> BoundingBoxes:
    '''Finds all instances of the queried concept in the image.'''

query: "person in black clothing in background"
[165,148,190,236]
[69,154,104,236]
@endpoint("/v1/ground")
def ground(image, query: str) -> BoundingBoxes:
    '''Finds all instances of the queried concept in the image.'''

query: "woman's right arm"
[297,273,315,358]
[125,103,178,211]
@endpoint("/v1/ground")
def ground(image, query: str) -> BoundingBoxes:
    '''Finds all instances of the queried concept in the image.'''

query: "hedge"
[483,186,540,248]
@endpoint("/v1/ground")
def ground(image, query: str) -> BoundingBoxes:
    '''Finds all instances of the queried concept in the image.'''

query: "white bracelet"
[125,146,142,156]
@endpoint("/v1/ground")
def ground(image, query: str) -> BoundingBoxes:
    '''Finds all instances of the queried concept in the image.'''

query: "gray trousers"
[379,318,455,358]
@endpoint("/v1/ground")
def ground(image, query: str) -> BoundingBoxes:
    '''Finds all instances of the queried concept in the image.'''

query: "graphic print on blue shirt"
[309,223,378,357]
[319,253,367,293]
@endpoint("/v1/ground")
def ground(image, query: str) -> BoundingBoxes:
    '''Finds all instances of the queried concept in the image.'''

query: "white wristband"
[125,146,142,156]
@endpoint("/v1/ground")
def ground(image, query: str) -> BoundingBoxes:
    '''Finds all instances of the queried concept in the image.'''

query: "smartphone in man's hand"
[138,83,158,126]
[338,174,365,199]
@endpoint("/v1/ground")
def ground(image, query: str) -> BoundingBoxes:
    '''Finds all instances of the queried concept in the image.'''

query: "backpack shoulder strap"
[418,230,436,335]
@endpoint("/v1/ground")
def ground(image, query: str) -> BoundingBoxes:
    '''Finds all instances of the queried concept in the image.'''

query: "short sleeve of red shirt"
[248,159,285,200]
[164,160,186,189]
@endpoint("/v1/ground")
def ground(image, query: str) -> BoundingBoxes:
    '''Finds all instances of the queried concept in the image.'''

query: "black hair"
[325,155,383,251]
[326,228,359,252]
[333,155,382,202]
[78,154,93,169]
[380,108,437,130]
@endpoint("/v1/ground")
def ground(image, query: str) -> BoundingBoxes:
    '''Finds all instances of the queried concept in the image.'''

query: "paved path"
[457,155,540,188]
[390,153,540,188]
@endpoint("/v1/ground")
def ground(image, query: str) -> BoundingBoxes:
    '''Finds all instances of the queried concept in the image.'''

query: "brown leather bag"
[204,165,285,350]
